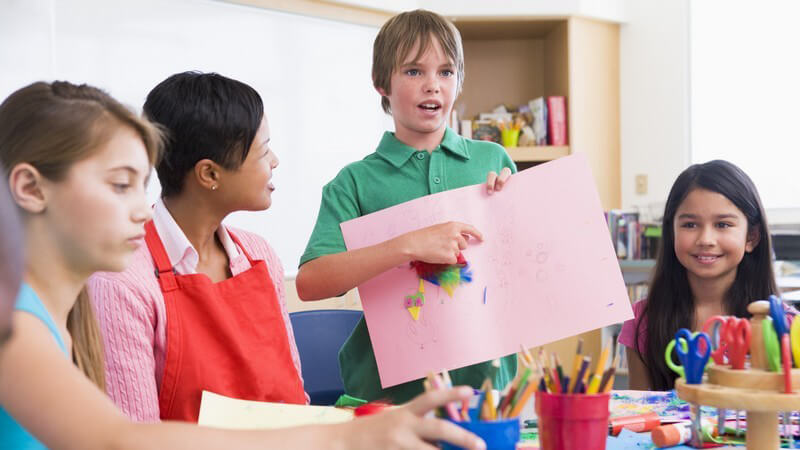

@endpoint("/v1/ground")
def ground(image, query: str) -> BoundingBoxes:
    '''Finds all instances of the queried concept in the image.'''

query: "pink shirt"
[618,300,647,354]
[619,298,799,356]
[88,200,306,422]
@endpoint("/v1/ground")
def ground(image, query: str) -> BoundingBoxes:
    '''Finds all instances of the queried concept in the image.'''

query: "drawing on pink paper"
[341,154,633,388]
[404,279,425,321]
[406,314,438,350]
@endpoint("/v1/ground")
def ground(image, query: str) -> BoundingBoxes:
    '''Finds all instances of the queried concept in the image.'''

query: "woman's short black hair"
[143,71,263,197]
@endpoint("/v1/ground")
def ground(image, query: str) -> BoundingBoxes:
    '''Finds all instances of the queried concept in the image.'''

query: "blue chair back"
[289,309,363,405]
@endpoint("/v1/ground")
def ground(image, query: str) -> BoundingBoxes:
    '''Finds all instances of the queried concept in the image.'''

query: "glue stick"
[652,423,691,448]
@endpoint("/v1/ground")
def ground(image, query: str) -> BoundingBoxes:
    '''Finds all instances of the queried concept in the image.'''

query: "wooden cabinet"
[452,17,621,365]
[453,16,620,211]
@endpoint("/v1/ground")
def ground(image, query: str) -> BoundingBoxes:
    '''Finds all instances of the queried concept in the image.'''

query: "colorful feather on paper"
[410,253,473,298]
[403,253,474,320]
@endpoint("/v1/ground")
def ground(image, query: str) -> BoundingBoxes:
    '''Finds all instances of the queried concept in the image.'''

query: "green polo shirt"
[300,127,518,403]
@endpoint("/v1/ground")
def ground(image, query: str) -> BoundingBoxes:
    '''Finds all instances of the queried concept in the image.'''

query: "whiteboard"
[0,0,394,275]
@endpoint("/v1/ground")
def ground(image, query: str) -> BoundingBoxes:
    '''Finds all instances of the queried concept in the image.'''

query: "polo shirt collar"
[376,127,471,168]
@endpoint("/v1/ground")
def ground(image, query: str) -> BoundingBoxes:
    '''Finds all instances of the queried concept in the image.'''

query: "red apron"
[144,221,306,422]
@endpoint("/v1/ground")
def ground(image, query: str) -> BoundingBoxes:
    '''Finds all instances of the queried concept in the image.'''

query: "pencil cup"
[440,417,520,450]
[500,129,520,148]
[535,391,610,450]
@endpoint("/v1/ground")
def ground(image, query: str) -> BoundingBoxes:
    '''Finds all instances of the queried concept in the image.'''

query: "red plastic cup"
[535,391,610,450]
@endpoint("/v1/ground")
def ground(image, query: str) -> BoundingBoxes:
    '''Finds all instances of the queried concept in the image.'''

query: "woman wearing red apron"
[87,72,307,422]
[145,220,306,421]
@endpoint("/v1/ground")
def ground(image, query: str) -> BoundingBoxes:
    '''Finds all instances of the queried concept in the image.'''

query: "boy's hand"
[486,167,512,194]
[338,386,486,450]
[396,222,483,264]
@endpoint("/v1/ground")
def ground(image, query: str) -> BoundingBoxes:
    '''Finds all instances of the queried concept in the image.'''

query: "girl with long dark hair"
[619,160,793,390]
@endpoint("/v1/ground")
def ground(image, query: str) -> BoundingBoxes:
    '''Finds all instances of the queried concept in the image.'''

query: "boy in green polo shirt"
[297,9,517,403]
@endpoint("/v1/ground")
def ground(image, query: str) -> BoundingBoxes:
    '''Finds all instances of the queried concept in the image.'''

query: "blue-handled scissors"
[665,329,712,384]
[673,329,711,384]
[769,294,789,338]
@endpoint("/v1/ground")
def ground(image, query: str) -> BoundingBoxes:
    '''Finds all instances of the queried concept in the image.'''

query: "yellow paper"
[407,305,421,321]
[198,390,353,429]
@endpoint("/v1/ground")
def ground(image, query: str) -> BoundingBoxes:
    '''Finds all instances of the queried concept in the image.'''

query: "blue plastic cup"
[440,417,520,450]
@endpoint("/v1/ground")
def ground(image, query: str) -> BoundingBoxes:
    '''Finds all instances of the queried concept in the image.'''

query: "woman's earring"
[211,185,218,191]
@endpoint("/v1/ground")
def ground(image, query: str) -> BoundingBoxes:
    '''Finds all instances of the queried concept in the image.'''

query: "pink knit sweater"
[88,226,306,422]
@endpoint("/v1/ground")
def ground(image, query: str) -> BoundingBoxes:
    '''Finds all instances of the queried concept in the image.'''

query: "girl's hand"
[339,386,485,450]
[486,167,512,194]
[394,222,483,264]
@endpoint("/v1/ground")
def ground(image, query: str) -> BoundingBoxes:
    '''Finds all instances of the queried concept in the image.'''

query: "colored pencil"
[568,338,583,394]
[550,354,563,394]
[508,377,539,417]
[520,344,534,366]
[538,349,554,392]
[572,356,591,394]
[601,354,620,393]
[498,366,529,417]
[587,344,611,394]
[427,373,461,421]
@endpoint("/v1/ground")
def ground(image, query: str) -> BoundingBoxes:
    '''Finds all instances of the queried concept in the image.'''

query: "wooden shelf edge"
[506,145,569,162]
[618,259,656,273]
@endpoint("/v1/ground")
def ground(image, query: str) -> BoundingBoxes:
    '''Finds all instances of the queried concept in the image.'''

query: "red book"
[546,96,567,145]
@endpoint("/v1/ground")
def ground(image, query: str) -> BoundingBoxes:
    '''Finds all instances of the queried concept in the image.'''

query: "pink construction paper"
[340,154,633,388]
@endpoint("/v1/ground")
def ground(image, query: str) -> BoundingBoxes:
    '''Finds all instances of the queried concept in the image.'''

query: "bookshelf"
[619,259,656,285]
[505,145,570,162]
[453,16,620,209]
[453,16,621,366]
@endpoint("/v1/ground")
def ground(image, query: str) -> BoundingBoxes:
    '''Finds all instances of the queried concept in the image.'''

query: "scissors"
[770,294,789,338]
[703,315,732,437]
[702,315,729,365]
[721,317,751,370]
[791,315,800,368]
[771,296,797,448]
[763,316,782,372]
[666,329,711,384]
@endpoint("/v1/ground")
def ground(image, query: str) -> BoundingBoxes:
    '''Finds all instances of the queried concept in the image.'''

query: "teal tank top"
[0,283,67,450]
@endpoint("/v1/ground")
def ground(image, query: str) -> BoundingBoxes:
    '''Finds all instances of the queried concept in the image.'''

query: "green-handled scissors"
[665,331,712,379]
[763,316,781,372]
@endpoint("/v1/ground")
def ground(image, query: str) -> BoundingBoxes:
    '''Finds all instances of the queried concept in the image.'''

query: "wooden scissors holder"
[675,300,800,449]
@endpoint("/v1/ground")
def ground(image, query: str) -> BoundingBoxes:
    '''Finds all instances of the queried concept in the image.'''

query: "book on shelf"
[627,283,648,304]
[546,96,567,146]
[606,210,662,260]
[529,97,548,146]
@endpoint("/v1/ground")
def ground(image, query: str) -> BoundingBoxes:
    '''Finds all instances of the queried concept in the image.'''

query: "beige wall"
[284,278,362,312]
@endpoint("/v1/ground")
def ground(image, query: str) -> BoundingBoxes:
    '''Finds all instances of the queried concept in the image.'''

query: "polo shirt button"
[416,153,425,160]
[433,176,441,184]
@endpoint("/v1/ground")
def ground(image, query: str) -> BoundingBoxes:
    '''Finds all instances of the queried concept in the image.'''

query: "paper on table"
[197,391,353,429]
[340,154,634,388]
[610,390,691,421]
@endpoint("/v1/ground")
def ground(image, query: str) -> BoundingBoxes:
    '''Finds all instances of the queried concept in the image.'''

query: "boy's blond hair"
[372,9,464,114]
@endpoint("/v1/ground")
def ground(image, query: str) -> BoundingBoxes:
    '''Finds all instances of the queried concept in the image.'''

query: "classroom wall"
[319,0,627,22]
[618,0,691,216]
[0,0,394,278]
